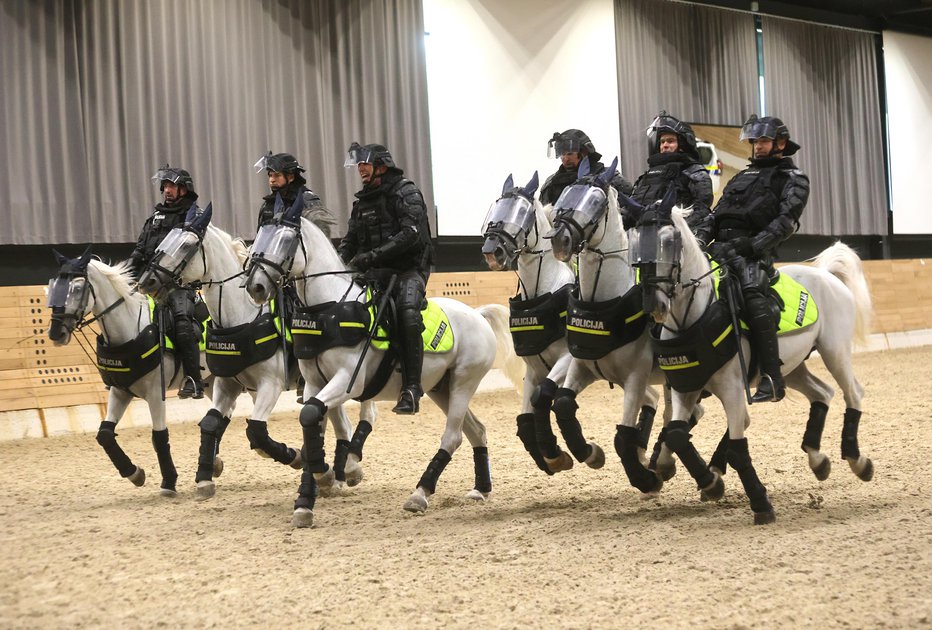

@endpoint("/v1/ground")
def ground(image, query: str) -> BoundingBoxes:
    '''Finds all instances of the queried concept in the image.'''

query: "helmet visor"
[251,224,299,268]
[740,119,779,141]
[482,196,534,239]
[344,143,375,168]
[552,184,607,226]
[151,168,186,186]
[547,136,583,159]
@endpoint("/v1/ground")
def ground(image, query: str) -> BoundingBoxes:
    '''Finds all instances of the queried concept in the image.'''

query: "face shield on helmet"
[482,196,534,242]
[646,113,698,157]
[251,224,299,269]
[547,134,583,159]
[46,275,89,313]
[151,165,193,193]
[254,152,304,174]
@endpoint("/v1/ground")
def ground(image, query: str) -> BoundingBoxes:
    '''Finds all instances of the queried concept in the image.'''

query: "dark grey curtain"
[614,0,758,180]
[763,17,886,235]
[0,0,433,245]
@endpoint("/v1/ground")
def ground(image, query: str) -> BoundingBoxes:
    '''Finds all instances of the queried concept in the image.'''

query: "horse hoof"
[292,507,314,528]
[465,489,489,502]
[288,449,303,470]
[159,487,178,498]
[811,455,831,481]
[316,468,335,491]
[195,480,216,501]
[753,509,776,525]
[127,467,146,487]
[640,475,664,498]
[654,462,676,482]
[700,472,725,502]
[584,442,605,469]
[213,456,224,478]
[849,457,874,482]
[403,493,429,514]
[345,464,364,487]
[544,451,573,473]
[254,449,272,460]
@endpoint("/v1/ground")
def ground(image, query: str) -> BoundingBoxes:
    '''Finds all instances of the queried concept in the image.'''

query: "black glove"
[708,241,735,263]
[350,251,377,271]
[731,236,754,257]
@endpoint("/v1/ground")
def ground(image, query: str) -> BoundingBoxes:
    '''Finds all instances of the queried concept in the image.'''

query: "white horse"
[544,158,674,495]
[137,204,370,499]
[629,196,874,524]
[243,196,523,527]
[481,171,600,474]
[47,247,201,496]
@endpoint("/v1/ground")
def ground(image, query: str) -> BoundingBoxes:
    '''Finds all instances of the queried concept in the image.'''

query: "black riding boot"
[747,299,784,403]
[177,339,204,399]
[392,308,424,415]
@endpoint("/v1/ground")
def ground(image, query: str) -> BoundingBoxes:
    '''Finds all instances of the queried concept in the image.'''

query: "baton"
[346,273,397,395]
[723,273,753,405]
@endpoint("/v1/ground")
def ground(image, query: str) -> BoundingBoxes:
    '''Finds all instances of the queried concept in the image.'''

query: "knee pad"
[96,421,117,447]
[551,388,578,419]
[726,437,752,470]
[663,420,692,452]
[299,397,328,429]
[199,408,224,437]
[530,378,557,408]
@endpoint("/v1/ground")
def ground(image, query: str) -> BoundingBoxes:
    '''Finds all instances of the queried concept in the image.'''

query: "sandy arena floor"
[1,346,931,628]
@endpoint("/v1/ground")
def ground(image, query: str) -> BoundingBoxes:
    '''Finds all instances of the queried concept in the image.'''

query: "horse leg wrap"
[802,401,829,452]
[348,420,373,461]
[215,415,231,454]
[648,427,666,470]
[708,429,730,476]
[333,439,350,483]
[841,407,862,460]
[96,421,136,478]
[614,425,661,493]
[196,409,224,483]
[516,413,551,474]
[473,446,492,493]
[417,449,452,495]
[636,406,656,451]
[553,388,591,462]
[151,429,177,491]
[664,420,715,489]
[299,398,329,474]
[530,379,560,459]
[294,468,318,512]
[726,438,773,515]
[246,419,296,465]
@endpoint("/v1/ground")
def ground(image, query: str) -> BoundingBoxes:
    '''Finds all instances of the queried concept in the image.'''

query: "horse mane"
[89,259,146,304]
[306,205,337,238]
[300,213,347,269]
[207,224,250,264]
[671,207,708,275]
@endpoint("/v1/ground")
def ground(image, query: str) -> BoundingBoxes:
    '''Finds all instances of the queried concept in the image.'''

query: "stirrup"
[751,374,784,404]
[179,376,205,400]
[392,388,422,415]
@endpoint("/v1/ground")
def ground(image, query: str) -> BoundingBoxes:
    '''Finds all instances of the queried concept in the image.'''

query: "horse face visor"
[250,224,300,272]
[482,196,534,249]
[47,275,89,313]
[628,221,682,282]
[551,184,608,235]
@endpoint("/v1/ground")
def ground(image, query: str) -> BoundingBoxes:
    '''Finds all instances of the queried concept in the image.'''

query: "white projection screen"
[883,30,932,235]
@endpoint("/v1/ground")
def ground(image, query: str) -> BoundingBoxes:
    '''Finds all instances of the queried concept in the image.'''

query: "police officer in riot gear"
[338,142,434,414]
[540,129,633,207]
[255,151,335,235]
[128,166,206,399]
[625,112,713,244]
[709,115,810,403]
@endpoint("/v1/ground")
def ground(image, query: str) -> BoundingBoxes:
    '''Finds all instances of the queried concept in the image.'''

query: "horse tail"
[477,303,525,392]
[811,241,873,346]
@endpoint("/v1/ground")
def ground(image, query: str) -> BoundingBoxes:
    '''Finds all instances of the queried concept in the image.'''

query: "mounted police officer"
[127,165,205,399]
[540,129,633,207]
[709,115,810,403]
[254,151,334,235]
[338,142,434,414]
[625,112,713,245]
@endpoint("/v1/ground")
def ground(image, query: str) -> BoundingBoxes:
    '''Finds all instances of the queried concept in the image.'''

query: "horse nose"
[48,320,70,345]
[551,228,574,262]
[137,271,157,295]
[247,281,268,304]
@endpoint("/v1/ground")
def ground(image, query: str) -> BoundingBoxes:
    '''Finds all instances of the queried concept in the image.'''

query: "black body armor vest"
[508,284,572,356]
[565,286,647,360]
[714,166,786,231]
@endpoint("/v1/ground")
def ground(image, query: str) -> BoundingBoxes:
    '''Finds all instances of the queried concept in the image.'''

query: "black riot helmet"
[547,129,599,160]
[151,164,195,194]
[343,142,396,169]
[254,151,306,175]
[739,115,800,156]
[646,111,700,160]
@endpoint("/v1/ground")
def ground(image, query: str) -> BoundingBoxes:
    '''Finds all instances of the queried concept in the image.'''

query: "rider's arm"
[337,205,360,264]
[684,165,714,247]
[127,217,153,278]
[301,191,336,238]
[750,168,810,255]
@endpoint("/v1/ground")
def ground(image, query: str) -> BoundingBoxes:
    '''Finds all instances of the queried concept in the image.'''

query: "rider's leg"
[741,260,784,403]
[392,271,427,415]
[168,288,204,399]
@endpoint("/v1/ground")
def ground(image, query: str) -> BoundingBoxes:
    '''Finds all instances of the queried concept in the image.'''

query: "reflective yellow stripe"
[712,324,733,348]
[254,333,278,345]
[559,311,567,317]
[661,361,700,371]
[625,311,645,324]
[340,322,366,328]
[206,349,241,355]
[98,365,131,372]
[292,329,323,335]
[140,344,160,359]
[510,325,545,332]
[567,325,610,336]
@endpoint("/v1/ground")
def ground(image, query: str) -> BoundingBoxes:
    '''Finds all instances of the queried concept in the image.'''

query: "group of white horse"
[46,161,874,527]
